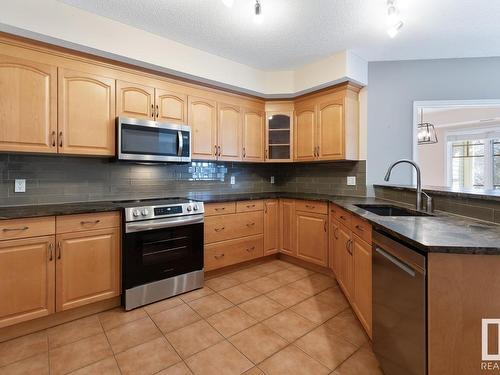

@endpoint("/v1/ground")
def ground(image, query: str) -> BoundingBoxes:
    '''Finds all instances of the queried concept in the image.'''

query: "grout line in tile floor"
[0,259,377,375]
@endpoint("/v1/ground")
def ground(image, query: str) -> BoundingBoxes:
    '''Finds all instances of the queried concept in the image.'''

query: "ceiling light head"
[222,0,234,8]
[387,21,403,38]
[254,0,263,23]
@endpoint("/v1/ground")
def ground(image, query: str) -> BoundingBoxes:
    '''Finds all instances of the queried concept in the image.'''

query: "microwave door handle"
[177,131,183,156]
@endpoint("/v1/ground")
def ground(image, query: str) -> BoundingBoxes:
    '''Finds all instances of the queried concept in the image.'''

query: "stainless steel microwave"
[117,117,191,163]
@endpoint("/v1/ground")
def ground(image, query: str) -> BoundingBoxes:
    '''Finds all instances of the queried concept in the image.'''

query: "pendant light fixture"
[417,109,438,145]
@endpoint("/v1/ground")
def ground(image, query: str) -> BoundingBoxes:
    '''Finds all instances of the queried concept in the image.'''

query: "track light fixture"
[386,0,404,38]
[254,0,262,23]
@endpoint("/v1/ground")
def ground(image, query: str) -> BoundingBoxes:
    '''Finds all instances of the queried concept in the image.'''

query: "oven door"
[123,216,203,290]
[117,117,191,162]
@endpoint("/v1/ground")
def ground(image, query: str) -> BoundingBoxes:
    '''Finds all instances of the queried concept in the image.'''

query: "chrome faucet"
[384,159,433,213]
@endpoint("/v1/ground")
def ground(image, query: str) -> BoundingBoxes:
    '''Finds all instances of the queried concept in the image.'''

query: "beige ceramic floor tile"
[291,297,344,324]
[206,306,257,338]
[144,297,184,315]
[151,304,201,333]
[0,330,48,367]
[332,348,383,375]
[323,309,369,347]
[314,287,350,311]
[266,285,310,307]
[68,357,120,375]
[294,325,358,370]
[116,337,181,375]
[156,361,193,375]
[239,295,285,321]
[179,287,214,303]
[271,260,294,269]
[0,353,48,375]
[48,315,103,349]
[248,262,285,276]
[242,367,265,375]
[263,309,317,342]
[187,293,233,318]
[229,323,288,364]
[218,284,261,304]
[284,264,315,276]
[166,320,224,358]
[267,269,305,284]
[244,276,283,294]
[105,317,161,354]
[98,307,147,331]
[288,274,336,296]
[259,345,330,375]
[185,340,253,375]
[204,276,240,292]
[49,333,112,375]
[226,268,262,283]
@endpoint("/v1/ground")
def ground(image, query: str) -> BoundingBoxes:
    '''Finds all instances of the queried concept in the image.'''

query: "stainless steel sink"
[355,204,433,217]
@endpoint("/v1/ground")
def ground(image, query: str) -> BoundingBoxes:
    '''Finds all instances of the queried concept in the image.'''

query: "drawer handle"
[246,222,256,227]
[246,246,255,252]
[2,226,29,232]
[333,227,339,240]
[355,224,364,231]
[345,239,353,255]
[305,204,315,209]
[246,204,255,208]
[48,243,54,261]
[214,227,225,232]
[80,220,101,225]
[214,253,225,259]
[215,207,226,211]
[57,241,62,260]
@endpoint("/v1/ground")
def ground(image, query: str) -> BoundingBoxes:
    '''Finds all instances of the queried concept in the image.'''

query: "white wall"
[0,0,367,96]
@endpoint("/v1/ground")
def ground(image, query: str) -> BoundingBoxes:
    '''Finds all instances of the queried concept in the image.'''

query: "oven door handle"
[125,215,204,233]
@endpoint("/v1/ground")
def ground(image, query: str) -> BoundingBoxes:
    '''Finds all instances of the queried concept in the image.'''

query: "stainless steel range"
[121,198,204,310]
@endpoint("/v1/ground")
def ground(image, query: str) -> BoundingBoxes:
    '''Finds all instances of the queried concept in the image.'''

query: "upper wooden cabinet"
[58,68,116,156]
[242,109,264,162]
[189,96,218,160]
[218,103,242,161]
[116,81,155,120]
[0,235,55,328]
[294,85,360,161]
[0,54,57,154]
[156,89,187,124]
[294,103,316,161]
[264,199,279,255]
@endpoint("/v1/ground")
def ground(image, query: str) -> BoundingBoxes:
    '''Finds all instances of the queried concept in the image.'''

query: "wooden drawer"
[0,216,55,241]
[56,212,120,234]
[295,200,328,214]
[205,202,236,216]
[236,200,264,213]
[205,234,263,271]
[351,215,372,244]
[332,205,352,227]
[205,211,263,244]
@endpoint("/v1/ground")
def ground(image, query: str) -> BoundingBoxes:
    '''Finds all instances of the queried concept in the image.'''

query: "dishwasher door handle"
[375,247,416,277]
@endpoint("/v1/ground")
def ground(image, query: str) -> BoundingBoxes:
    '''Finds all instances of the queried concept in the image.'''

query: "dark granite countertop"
[0,192,499,255]
[374,184,500,202]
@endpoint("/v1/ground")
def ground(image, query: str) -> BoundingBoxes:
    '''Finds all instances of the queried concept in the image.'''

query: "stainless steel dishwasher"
[372,231,427,375]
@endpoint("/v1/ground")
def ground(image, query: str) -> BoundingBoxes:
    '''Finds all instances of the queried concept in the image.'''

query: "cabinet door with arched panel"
[116,81,155,120]
[188,96,217,160]
[294,102,316,161]
[243,108,264,162]
[155,89,187,124]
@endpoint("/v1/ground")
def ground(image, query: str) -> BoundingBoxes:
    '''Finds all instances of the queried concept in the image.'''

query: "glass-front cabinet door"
[266,111,293,162]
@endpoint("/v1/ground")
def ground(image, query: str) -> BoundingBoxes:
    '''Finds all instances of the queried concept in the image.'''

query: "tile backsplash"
[0,154,366,206]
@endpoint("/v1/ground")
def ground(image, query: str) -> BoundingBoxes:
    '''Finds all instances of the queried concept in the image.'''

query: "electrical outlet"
[15,179,26,193]
[230,176,235,185]
[347,176,356,186]
[270,176,275,184]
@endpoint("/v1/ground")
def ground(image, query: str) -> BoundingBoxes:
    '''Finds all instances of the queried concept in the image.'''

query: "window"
[449,138,500,190]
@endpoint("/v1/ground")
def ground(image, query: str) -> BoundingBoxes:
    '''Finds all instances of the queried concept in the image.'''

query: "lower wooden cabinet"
[264,200,279,255]
[56,227,120,312]
[205,234,263,271]
[279,199,296,256]
[334,221,354,300]
[295,210,328,266]
[352,234,372,337]
[0,236,55,328]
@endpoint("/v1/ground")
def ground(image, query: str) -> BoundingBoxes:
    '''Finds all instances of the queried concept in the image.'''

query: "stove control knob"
[193,204,199,211]
[141,209,149,216]
[186,205,192,212]
[132,209,140,217]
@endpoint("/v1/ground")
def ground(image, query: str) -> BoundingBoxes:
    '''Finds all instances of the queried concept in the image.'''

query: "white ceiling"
[58,0,500,70]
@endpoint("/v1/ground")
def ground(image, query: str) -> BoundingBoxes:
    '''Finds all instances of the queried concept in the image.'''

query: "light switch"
[347,176,356,186]
[15,179,26,193]
[230,176,236,185]
[270,176,275,184]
